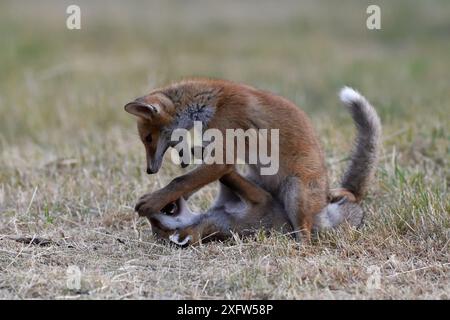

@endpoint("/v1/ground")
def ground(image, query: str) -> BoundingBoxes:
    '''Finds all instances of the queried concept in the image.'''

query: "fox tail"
[314,87,382,230]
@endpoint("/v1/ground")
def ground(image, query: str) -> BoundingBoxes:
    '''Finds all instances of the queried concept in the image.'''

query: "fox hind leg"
[280,177,327,242]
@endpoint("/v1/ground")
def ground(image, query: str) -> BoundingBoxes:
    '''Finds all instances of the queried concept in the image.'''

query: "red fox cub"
[148,87,381,246]
[150,171,366,246]
[124,79,381,241]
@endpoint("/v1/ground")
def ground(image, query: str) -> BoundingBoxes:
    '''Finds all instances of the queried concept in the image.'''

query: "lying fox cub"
[124,79,381,242]
[150,170,366,246]
[148,87,380,246]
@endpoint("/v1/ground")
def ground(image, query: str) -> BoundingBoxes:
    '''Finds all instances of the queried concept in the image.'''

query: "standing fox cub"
[124,78,381,241]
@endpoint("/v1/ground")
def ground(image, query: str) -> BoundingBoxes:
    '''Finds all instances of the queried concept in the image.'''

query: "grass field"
[0,0,449,299]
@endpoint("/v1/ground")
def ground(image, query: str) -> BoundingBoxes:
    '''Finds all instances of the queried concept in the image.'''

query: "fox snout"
[145,153,164,174]
[146,160,157,174]
[146,159,163,174]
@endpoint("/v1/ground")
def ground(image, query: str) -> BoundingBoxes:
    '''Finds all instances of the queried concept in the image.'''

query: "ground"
[0,0,448,299]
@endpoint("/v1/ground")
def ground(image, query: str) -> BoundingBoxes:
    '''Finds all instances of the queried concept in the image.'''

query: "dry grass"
[0,0,449,299]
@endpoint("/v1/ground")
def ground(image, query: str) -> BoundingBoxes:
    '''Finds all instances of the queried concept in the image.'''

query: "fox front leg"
[135,164,233,217]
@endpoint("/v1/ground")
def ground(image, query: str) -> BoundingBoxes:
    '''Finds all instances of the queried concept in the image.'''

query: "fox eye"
[145,134,152,143]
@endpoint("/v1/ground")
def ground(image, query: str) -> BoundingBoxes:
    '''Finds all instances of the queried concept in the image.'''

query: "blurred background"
[1,0,449,201]
[1,0,449,144]
[1,0,449,207]
[0,0,448,300]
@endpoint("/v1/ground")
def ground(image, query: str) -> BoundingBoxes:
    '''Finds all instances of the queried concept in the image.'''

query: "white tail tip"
[339,86,363,105]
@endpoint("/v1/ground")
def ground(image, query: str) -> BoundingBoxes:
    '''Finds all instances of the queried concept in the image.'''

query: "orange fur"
[125,78,340,241]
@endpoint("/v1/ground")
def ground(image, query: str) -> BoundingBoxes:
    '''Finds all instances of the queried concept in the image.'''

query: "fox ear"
[124,101,161,120]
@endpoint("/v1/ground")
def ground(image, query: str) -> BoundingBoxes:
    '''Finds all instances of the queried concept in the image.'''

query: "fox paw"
[135,193,166,216]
